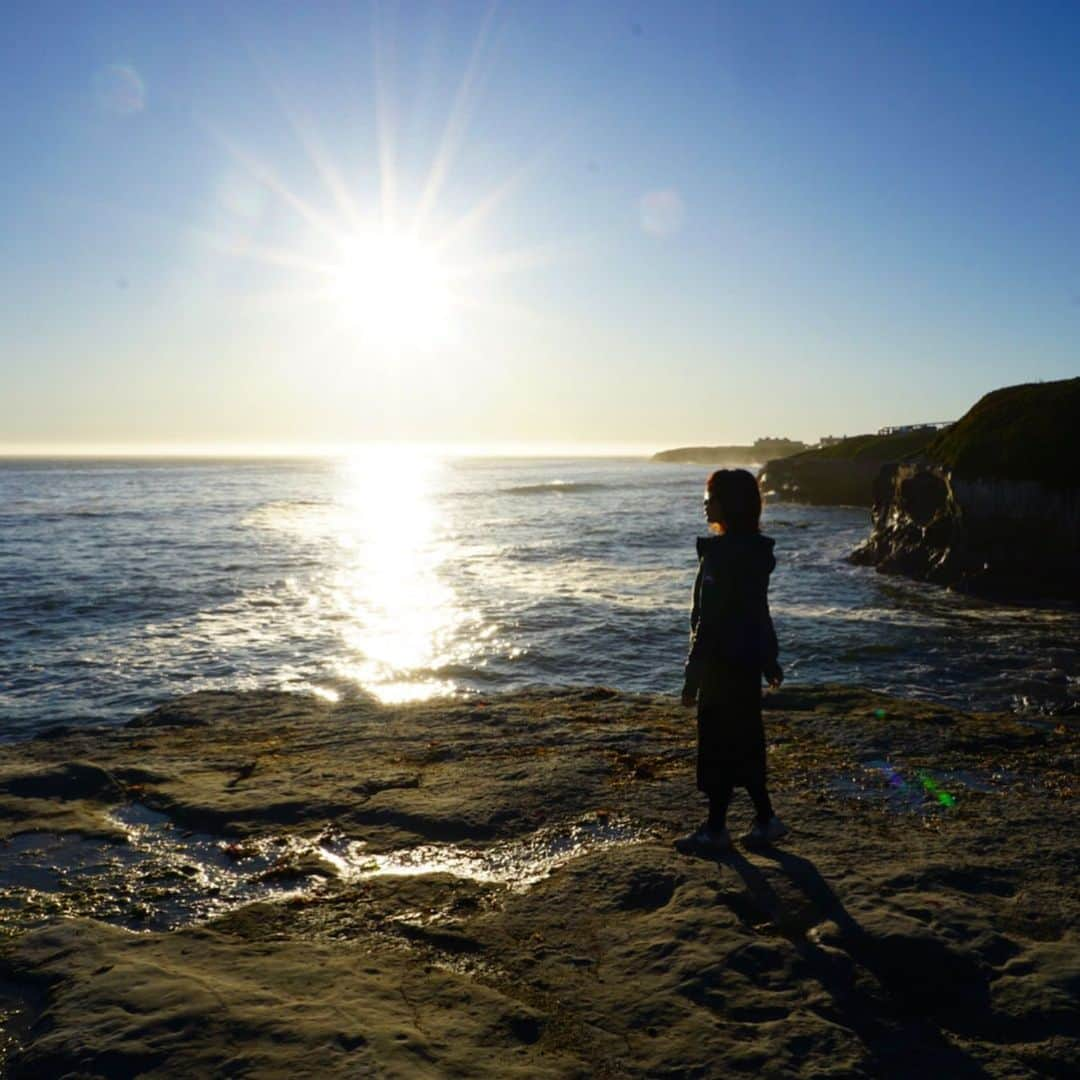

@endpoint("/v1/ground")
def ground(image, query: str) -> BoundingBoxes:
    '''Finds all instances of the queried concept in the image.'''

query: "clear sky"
[2,1,1078,452]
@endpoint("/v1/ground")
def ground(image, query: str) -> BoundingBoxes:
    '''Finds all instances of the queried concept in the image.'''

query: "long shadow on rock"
[752,850,994,1023]
[702,848,991,1078]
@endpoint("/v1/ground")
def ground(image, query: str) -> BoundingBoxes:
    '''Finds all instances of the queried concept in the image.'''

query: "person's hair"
[706,468,762,534]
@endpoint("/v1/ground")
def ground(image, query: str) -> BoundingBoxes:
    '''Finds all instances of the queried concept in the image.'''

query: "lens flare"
[639,189,684,236]
[94,64,145,115]
[872,761,957,808]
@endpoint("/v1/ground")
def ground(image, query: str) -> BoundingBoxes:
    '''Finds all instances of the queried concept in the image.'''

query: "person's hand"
[680,687,697,708]
[764,662,784,689]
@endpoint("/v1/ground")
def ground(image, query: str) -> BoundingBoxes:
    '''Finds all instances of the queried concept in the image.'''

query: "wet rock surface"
[0,686,1076,1078]
[852,464,1080,606]
[851,378,1080,606]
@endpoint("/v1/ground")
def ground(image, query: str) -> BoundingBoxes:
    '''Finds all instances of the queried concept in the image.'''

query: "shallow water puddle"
[0,808,649,934]
[332,815,647,887]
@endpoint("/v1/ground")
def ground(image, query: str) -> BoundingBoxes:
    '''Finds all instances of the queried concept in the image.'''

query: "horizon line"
[0,439,675,460]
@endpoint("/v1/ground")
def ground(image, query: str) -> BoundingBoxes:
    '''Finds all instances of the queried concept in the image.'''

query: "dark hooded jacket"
[683,532,781,701]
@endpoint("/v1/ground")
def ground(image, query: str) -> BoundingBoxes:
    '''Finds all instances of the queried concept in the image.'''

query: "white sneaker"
[741,817,789,848]
[674,825,732,855]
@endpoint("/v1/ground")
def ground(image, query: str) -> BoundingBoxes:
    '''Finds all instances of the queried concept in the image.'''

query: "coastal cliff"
[851,378,1080,605]
[759,429,942,506]
[851,465,1080,603]
[653,438,807,465]
[760,456,884,506]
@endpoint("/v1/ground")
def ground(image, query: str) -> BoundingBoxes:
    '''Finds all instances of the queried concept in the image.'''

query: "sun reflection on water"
[320,448,480,703]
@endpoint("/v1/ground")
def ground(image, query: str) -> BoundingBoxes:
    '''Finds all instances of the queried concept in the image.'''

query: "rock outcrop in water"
[1,687,1076,1077]
[852,379,1080,605]
[759,428,942,507]
[851,464,1080,604]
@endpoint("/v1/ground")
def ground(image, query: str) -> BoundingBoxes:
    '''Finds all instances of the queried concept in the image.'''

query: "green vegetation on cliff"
[652,437,807,464]
[759,428,944,505]
[785,427,940,464]
[926,377,1080,489]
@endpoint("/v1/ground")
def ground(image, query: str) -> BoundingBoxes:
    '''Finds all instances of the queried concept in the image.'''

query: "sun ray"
[176,2,574,359]
[223,12,366,234]
[254,63,363,231]
[68,192,338,283]
[203,122,342,241]
[431,148,550,256]
[410,0,501,238]
[196,231,335,278]
[371,0,399,232]
[445,238,581,283]
[282,111,363,232]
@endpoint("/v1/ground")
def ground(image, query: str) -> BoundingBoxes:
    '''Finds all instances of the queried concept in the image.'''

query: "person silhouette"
[676,468,788,853]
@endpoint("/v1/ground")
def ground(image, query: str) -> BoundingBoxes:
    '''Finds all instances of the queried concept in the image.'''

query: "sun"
[328,226,455,350]
[199,4,552,362]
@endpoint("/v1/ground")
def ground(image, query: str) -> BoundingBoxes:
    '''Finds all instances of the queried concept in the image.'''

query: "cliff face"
[851,463,1080,605]
[760,428,942,507]
[759,456,883,506]
[850,378,1080,605]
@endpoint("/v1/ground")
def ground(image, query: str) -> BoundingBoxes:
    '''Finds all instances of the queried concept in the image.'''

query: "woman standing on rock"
[677,468,788,854]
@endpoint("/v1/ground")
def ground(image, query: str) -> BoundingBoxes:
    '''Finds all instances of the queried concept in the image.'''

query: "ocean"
[1,453,1076,740]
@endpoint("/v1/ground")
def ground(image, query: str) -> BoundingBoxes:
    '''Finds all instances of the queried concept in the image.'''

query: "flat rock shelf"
[1,686,1076,1078]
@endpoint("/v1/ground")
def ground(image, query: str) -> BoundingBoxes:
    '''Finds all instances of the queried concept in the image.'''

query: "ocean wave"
[0,507,146,523]
[503,482,610,495]
[3,458,1078,739]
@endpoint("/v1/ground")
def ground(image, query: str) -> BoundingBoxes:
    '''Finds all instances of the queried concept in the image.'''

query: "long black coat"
[682,532,781,790]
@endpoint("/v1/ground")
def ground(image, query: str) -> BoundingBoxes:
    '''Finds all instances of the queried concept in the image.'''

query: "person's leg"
[707,780,735,832]
[745,781,774,825]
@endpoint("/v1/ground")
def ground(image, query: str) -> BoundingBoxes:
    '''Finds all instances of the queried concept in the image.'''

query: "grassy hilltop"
[762,376,1079,506]
[784,427,940,464]
[652,438,808,465]
[758,427,943,506]
[927,377,1080,489]
[849,377,1080,604]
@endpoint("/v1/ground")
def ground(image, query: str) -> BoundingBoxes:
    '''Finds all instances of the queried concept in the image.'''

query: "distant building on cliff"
[817,435,845,447]
[877,422,953,436]
[751,436,808,457]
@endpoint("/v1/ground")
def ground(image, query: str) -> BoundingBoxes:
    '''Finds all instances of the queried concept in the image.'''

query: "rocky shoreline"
[1,687,1076,1078]
[849,379,1080,606]
[851,464,1080,605]
[761,379,1080,607]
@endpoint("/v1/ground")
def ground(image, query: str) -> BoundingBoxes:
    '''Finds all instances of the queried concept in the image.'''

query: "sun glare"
[329,227,454,349]
[196,5,548,366]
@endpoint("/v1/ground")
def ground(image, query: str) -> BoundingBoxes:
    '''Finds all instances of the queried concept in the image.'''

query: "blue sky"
[2,1,1078,451]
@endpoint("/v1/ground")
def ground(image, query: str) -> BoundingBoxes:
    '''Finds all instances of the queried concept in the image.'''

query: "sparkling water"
[1,453,1076,738]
